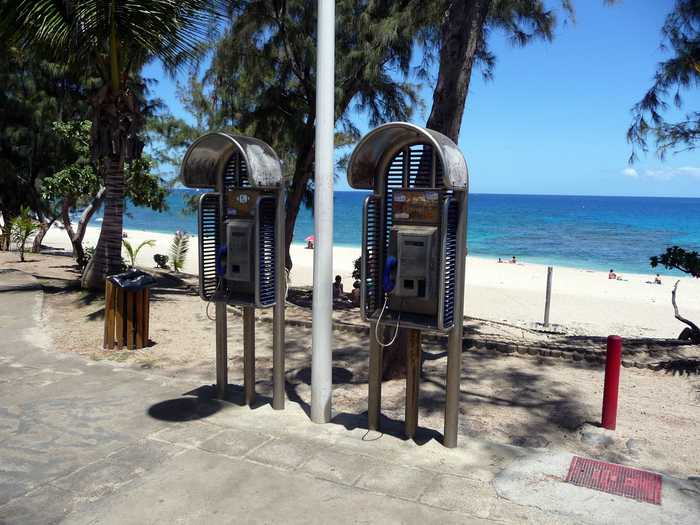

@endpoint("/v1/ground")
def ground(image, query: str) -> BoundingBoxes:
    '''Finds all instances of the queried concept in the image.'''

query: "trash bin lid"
[108,269,157,291]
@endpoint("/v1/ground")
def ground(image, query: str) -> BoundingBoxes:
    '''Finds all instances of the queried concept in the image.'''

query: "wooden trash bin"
[103,270,155,350]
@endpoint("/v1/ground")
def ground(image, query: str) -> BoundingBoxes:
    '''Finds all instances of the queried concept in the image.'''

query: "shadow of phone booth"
[347,122,468,447]
[181,132,286,409]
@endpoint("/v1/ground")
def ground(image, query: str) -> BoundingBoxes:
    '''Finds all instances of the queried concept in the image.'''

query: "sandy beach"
[41,223,700,339]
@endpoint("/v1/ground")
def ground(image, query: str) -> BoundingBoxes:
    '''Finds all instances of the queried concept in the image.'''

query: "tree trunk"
[284,134,315,271]
[31,215,55,253]
[378,1,490,381]
[67,187,105,267]
[81,158,125,290]
[671,280,700,344]
[60,199,83,264]
[426,0,491,141]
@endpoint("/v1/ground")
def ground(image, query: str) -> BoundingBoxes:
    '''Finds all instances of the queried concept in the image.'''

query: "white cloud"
[622,166,700,180]
[675,166,700,178]
[643,166,700,180]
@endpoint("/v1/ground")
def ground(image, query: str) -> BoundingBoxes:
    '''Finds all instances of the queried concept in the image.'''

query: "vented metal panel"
[255,196,277,308]
[223,151,250,191]
[407,144,434,188]
[438,196,459,330]
[361,195,381,320]
[384,149,404,250]
[198,192,221,301]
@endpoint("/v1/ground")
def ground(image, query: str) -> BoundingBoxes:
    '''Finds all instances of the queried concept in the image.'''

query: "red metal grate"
[565,456,662,505]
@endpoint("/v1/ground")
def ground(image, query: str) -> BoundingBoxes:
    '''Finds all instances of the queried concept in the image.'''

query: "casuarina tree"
[379,0,588,379]
[186,0,419,270]
[628,0,700,160]
[1,0,227,290]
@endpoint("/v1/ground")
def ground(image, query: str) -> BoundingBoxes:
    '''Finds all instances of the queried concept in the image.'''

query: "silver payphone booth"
[181,132,286,409]
[347,122,468,447]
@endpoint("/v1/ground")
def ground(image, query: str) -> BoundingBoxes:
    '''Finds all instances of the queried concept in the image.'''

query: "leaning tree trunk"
[380,0,491,381]
[426,0,491,139]
[63,188,105,267]
[81,157,125,290]
[284,135,315,271]
[672,281,700,344]
[31,213,55,253]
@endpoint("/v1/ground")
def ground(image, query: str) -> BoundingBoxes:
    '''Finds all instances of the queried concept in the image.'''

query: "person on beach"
[333,275,343,298]
[510,256,517,264]
[654,273,662,285]
[498,257,504,263]
[306,239,314,249]
[351,280,361,305]
[608,269,623,280]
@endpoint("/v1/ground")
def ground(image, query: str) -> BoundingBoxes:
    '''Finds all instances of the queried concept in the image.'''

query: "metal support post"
[368,321,382,431]
[243,306,256,406]
[272,192,286,409]
[444,192,468,448]
[215,301,228,399]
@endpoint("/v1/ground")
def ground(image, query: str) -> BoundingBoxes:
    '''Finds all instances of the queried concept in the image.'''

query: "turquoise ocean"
[89,190,700,275]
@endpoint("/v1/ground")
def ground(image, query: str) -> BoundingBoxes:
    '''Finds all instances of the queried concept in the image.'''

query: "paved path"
[0,269,698,524]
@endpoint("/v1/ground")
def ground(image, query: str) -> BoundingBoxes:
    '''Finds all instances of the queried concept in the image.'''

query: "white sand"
[43,223,700,339]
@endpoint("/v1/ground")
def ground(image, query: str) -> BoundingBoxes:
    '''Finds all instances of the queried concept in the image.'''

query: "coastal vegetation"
[169,231,190,273]
[651,246,700,343]
[9,206,38,262]
[122,238,156,268]
[40,120,167,266]
[0,0,227,290]
[628,0,700,160]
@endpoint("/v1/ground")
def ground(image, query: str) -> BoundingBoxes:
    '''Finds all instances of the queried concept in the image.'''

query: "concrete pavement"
[0,269,698,524]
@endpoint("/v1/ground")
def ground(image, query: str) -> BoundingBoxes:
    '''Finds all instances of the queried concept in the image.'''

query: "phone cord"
[375,295,400,348]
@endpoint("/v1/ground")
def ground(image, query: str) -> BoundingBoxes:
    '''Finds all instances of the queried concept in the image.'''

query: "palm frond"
[0,0,229,74]
[169,230,190,272]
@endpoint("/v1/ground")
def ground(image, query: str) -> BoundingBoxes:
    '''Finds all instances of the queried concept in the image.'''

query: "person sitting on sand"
[608,269,623,281]
[306,239,314,249]
[351,280,361,305]
[333,275,343,298]
[654,273,662,285]
[498,257,504,263]
[510,256,517,264]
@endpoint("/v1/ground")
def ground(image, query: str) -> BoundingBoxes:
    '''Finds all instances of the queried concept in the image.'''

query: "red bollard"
[601,335,622,430]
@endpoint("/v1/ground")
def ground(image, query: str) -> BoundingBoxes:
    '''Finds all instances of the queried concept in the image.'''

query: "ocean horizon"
[85,189,700,276]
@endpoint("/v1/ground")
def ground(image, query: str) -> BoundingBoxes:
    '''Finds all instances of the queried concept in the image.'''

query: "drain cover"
[565,456,662,505]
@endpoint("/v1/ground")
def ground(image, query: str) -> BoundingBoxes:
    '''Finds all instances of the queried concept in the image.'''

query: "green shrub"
[122,238,156,268]
[9,206,38,262]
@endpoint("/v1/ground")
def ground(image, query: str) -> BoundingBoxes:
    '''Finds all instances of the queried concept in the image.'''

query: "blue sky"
[144,0,700,197]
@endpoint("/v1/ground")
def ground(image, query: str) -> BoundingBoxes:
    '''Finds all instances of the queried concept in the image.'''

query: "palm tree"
[0,0,226,289]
